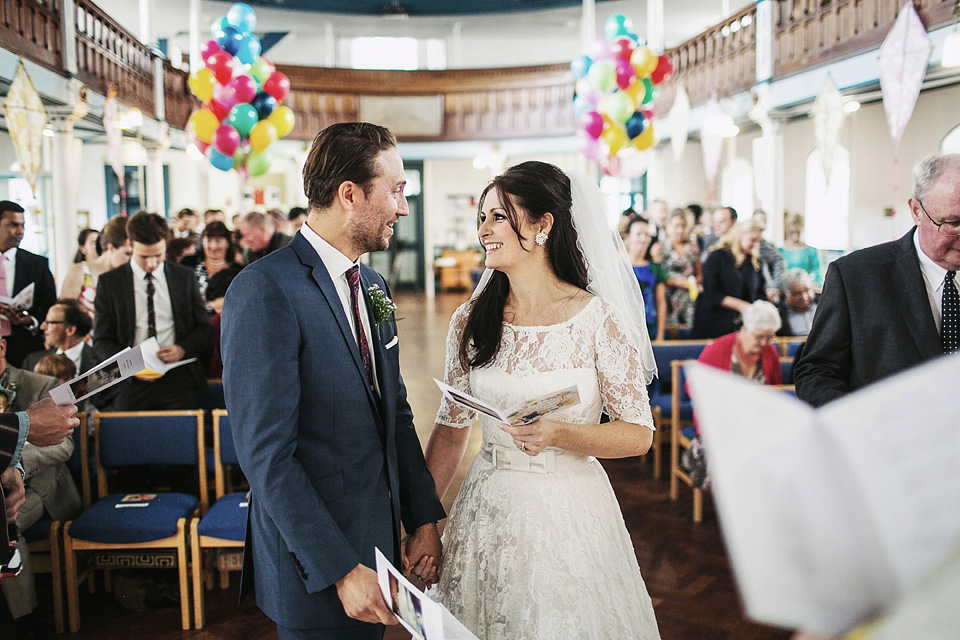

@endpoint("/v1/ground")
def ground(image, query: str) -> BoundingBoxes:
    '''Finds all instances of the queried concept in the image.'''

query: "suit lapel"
[119,265,137,347]
[359,270,393,425]
[891,230,942,360]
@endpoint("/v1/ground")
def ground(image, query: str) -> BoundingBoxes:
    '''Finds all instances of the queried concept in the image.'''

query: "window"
[804,146,850,251]
[346,37,446,70]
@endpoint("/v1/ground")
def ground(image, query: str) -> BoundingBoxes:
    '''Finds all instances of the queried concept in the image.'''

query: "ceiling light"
[843,100,861,113]
[42,127,54,137]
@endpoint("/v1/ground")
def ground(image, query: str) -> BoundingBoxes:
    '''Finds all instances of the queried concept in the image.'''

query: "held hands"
[156,344,185,363]
[25,399,79,447]
[334,564,398,626]
[402,522,442,588]
[1,468,25,525]
[500,418,560,456]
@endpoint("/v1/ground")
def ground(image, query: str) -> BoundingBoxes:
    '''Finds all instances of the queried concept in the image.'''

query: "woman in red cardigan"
[684,300,782,488]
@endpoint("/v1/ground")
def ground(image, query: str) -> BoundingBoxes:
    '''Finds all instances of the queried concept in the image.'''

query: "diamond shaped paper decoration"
[670,84,690,163]
[812,74,845,183]
[877,3,931,149]
[2,61,47,195]
[699,94,724,194]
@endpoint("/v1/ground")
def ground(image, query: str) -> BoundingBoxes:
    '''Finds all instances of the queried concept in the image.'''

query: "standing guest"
[22,298,99,377]
[751,210,786,303]
[692,219,766,339]
[204,209,227,226]
[701,205,738,262]
[222,122,444,640]
[181,221,243,307]
[93,211,211,410]
[626,216,668,341]
[424,162,661,639]
[288,206,308,232]
[780,214,822,288]
[777,268,818,337]
[73,228,99,264]
[0,201,56,369]
[795,153,960,407]
[661,208,702,327]
[238,211,291,265]
[617,207,639,243]
[172,208,199,239]
[61,216,133,319]
[645,198,669,236]
[165,237,197,264]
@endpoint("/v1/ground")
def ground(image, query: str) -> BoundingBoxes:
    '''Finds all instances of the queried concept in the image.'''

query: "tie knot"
[346,265,360,288]
[145,272,153,281]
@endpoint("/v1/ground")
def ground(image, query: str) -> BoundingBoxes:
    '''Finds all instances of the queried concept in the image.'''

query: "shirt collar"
[914,227,949,290]
[129,258,165,281]
[1,247,16,261]
[298,221,357,279]
[59,341,85,362]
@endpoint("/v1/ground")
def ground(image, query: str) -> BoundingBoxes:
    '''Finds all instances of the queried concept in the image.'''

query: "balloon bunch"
[571,14,673,176]
[186,3,295,179]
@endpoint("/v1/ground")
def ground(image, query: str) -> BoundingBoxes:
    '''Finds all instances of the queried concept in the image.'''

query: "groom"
[222,122,445,639]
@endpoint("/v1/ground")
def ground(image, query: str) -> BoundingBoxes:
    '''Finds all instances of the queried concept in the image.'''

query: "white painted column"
[145,147,166,216]
[48,115,79,282]
[647,0,665,53]
[581,0,596,49]
[189,0,201,72]
[60,0,77,76]
[138,0,153,45]
[755,0,774,84]
[451,22,463,69]
[756,117,786,243]
[325,22,336,67]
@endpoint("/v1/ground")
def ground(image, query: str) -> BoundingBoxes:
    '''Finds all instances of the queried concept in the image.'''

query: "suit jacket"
[5,248,57,369]
[0,412,22,565]
[22,344,99,377]
[221,233,445,630]
[93,261,211,392]
[6,365,57,412]
[794,229,943,407]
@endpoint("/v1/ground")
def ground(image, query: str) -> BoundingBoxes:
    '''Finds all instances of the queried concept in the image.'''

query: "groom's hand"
[335,564,398,626]
[402,522,442,586]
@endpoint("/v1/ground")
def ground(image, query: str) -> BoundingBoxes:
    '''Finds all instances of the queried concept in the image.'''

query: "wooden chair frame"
[190,409,244,629]
[62,410,207,632]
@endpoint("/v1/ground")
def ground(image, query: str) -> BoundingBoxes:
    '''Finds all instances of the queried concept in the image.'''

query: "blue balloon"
[227,3,257,35]
[625,112,647,139]
[573,94,592,118]
[570,54,592,80]
[208,148,234,172]
[236,34,261,65]
[210,16,229,40]
[218,26,243,56]
[251,91,277,120]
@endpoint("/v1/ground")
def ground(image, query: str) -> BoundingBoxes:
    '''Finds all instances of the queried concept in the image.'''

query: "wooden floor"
[0,292,791,640]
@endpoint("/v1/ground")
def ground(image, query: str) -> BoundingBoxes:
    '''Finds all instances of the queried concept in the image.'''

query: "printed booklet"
[434,379,579,425]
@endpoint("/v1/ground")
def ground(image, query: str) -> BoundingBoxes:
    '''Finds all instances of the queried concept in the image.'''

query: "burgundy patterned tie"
[346,266,375,391]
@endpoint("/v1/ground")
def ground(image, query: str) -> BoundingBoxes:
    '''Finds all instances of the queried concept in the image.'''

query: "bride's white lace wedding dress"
[432,296,661,640]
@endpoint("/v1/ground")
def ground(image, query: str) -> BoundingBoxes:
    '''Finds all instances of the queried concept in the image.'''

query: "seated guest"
[22,298,98,378]
[33,353,76,383]
[692,219,767,339]
[238,211,291,265]
[778,268,818,337]
[202,266,241,378]
[625,216,667,341]
[181,221,242,308]
[685,301,783,488]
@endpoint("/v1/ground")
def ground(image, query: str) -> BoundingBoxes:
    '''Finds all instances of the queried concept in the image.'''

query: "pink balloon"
[610,37,635,62]
[201,39,222,62]
[212,82,238,110]
[615,59,635,90]
[213,124,241,156]
[580,111,604,139]
[576,130,600,161]
[228,75,258,105]
[589,36,613,61]
[601,155,622,176]
[262,71,290,102]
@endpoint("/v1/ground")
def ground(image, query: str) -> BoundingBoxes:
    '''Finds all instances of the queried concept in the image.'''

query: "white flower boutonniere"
[367,284,400,338]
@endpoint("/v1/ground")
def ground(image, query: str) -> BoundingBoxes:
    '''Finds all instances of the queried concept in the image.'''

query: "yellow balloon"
[189,109,219,144]
[602,125,628,156]
[624,79,644,108]
[630,46,658,78]
[188,68,215,102]
[267,106,296,138]
[249,120,278,152]
[632,124,655,151]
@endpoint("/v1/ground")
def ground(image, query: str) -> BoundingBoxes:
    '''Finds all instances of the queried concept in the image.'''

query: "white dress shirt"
[59,341,86,374]
[129,260,176,348]
[914,230,956,333]
[298,223,379,392]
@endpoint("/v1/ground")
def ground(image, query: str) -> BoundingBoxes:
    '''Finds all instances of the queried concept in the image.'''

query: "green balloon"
[641,77,655,104]
[247,149,272,177]
[227,104,258,138]
[250,58,274,84]
[232,148,247,170]
[601,91,634,124]
[588,61,615,93]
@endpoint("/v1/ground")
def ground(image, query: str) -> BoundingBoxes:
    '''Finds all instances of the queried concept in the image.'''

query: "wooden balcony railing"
[163,59,196,131]
[0,0,62,74]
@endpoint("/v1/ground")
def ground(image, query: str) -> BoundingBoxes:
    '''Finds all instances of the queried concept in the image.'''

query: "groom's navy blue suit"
[221,233,444,632]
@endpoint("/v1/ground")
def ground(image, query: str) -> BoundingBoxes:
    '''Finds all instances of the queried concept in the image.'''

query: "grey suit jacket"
[794,229,944,407]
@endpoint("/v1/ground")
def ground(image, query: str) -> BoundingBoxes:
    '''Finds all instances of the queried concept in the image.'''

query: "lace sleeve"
[595,301,655,430]
[434,301,477,429]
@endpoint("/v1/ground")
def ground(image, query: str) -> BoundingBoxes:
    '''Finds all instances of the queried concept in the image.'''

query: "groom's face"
[349,148,408,254]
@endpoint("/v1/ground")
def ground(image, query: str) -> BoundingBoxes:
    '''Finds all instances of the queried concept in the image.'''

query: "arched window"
[804,146,850,251]
[720,156,754,222]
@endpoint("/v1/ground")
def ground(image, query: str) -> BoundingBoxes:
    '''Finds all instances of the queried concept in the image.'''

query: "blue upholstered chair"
[190,409,246,629]
[646,341,711,479]
[780,357,794,385]
[781,337,806,358]
[62,410,208,632]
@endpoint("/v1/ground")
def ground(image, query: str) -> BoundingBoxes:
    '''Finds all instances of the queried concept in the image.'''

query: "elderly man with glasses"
[795,153,960,407]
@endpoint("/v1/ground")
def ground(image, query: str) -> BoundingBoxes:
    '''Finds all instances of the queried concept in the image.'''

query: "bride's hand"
[500,418,560,456]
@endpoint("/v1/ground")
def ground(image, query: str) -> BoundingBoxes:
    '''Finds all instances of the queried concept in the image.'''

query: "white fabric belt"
[479,444,556,474]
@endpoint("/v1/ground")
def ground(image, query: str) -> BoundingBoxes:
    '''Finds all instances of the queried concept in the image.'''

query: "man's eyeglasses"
[918,200,960,236]
[42,320,65,325]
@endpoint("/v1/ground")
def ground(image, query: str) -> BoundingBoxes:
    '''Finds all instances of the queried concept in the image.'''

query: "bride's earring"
[535,231,548,246]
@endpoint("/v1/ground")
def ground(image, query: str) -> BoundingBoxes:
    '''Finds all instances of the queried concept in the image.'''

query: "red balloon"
[206,51,235,85]
[201,39,222,62]
[262,72,290,102]
[205,100,229,122]
[615,59,635,90]
[650,55,674,85]
[610,37,635,62]
[213,124,241,156]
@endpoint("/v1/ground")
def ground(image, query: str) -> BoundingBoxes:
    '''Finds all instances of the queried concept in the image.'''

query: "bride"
[424,161,661,639]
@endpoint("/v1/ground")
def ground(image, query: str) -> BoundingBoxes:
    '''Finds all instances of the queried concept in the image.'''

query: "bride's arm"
[500,418,652,459]
[425,422,472,500]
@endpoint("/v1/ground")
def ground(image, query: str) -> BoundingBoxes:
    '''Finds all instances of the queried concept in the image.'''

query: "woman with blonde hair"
[779,213,821,286]
[61,216,133,317]
[691,219,766,338]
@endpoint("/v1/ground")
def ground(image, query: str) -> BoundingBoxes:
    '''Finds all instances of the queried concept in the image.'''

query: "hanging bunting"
[669,84,690,163]
[877,3,931,149]
[2,61,47,195]
[812,73,845,183]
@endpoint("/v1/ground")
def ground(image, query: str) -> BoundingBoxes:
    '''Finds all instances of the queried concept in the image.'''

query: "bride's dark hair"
[459,161,590,369]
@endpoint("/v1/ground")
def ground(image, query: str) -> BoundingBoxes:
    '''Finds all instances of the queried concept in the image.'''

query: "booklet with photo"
[686,354,960,636]
[135,336,198,378]
[49,345,144,405]
[375,548,478,640]
[434,379,580,425]
[116,493,158,508]
[0,282,34,310]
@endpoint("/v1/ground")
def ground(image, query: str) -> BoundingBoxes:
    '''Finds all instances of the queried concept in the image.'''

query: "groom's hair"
[303,122,397,211]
